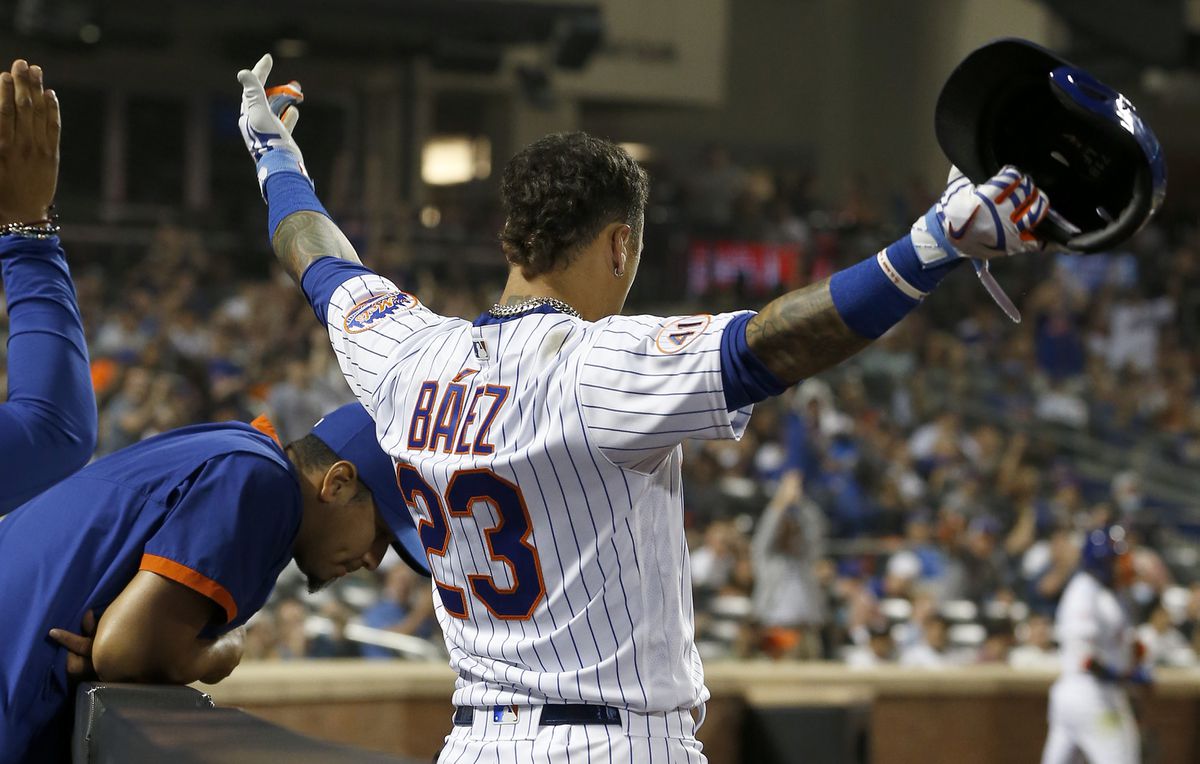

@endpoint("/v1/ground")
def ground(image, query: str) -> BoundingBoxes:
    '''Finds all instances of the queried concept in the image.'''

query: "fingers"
[10,60,33,146]
[44,88,59,153]
[82,609,97,636]
[251,53,273,85]
[48,628,92,656]
[0,71,13,148]
[280,106,299,133]
[27,64,46,149]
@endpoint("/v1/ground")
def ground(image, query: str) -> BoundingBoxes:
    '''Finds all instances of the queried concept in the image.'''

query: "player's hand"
[912,166,1053,264]
[48,609,98,682]
[0,59,60,226]
[1126,665,1154,686]
[237,53,310,195]
[910,166,1055,323]
[198,626,246,684]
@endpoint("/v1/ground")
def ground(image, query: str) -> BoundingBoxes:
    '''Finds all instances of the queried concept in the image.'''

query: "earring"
[614,267,625,278]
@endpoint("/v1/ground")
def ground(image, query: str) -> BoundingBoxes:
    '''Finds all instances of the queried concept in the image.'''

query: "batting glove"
[237,53,310,197]
[911,166,1054,323]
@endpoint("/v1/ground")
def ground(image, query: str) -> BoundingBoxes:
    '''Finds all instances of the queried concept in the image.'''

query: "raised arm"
[271,210,361,283]
[236,55,362,285]
[91,571,244,684]
[0,60,96,513]
[746,280,870,384]
[747,167,1053,386]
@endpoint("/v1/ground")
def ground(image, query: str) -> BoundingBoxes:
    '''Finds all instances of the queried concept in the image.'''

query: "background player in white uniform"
[1041,526,1150,764]
[237,54,1063,761]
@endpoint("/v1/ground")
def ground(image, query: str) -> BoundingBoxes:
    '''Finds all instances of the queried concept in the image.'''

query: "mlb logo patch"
[473,339,490,362]
[492,704,519,724]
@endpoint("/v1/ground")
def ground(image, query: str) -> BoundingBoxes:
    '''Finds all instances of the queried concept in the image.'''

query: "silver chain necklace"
[488,297,582,319]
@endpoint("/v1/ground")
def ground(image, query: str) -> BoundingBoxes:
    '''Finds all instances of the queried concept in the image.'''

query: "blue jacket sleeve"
[0,236,97,514]
[142,453,302,628]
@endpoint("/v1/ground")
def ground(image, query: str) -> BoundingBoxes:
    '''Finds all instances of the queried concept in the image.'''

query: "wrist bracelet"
[1,209,59,240]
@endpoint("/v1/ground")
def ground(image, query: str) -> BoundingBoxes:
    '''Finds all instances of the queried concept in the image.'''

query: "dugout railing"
[72,682,421,763]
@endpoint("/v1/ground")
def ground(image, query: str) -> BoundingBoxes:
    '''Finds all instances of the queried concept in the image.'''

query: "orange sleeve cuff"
[140,553,238,624]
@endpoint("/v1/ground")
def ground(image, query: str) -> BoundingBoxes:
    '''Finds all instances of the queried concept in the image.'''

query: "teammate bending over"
[0,403,426,763]
[239,54,1056,762]
[0,59,96,513]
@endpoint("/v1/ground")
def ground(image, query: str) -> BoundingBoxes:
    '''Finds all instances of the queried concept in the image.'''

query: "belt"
[454,704,622,727]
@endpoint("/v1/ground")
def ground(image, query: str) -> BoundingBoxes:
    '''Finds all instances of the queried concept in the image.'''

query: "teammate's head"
[286,432,390,593]
[499,132,649,315]
[1080,524,1134,590]
[286,403,429,592]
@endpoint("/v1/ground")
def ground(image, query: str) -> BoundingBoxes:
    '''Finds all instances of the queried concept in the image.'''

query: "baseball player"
[0,403,426,763]
[1041,526,1150,764]
[0,58,97,513]
[239,54,1059,761]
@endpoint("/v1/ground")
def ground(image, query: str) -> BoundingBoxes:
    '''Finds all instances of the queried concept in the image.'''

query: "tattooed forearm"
[270,211,363,283]
[746,279,872,385]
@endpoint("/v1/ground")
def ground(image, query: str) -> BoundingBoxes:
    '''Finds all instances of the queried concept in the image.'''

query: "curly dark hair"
[499,132,649,278]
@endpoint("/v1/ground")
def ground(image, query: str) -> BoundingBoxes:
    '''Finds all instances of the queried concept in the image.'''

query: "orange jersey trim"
[249,414,282,446]
[140,553,238,624]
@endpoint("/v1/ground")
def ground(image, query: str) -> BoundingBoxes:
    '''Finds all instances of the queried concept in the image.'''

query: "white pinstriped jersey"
[324,271,752,715]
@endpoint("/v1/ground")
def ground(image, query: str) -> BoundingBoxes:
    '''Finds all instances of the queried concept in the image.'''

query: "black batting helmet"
[935,38,1166,253]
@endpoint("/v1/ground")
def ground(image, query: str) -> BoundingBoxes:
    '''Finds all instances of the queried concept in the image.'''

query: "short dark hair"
[287,434,342,472]
[286,434,368,501]
[499,131,649,278]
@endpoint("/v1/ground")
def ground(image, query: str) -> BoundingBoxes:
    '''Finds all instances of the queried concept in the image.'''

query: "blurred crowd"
[3,144,1199,666]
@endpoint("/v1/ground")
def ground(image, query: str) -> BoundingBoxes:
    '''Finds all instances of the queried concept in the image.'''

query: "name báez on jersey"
[407,377,509,455]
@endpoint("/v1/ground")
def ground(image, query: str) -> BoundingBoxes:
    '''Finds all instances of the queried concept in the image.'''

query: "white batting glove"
[237,53,310,196]
[912,165,1052,264]
[910,166,1054,323]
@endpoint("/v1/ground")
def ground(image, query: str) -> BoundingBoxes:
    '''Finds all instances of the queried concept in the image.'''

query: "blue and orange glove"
[237,54,309,196]
[911,166,1056,322]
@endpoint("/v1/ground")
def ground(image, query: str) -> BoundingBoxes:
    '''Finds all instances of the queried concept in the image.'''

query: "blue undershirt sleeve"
[0,236,97,514]
[300,256,378,325]
[720,312,789,411]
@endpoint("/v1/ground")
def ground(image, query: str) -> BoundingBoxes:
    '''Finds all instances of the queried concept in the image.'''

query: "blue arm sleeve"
[828,234,961,339]
[300,257,378,325]
[720,312,789,411]
[0,236,97,514]
[261,166,330,240]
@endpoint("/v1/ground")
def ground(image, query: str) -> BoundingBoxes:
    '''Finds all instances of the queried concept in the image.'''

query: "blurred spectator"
[243,611,280,661]
[1009,614,1059,669]
[359,564,437,659]
[845,624,895,668]
[751,472,826,660]
[899,614,965,668]
[276,597,311,659]
[309,601,363,659]
[977,620,1015,664]
[1103,287,1174,373]
[1137,600,1196,667]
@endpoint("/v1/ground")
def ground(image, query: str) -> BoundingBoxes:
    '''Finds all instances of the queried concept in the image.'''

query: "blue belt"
[454,704,622,727]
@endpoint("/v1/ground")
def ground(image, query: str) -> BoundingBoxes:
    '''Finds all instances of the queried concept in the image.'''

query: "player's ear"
[607,223,631,275]
[318,460,360,505]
